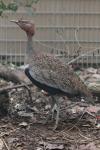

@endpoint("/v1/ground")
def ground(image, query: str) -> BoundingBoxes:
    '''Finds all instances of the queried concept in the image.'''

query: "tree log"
[0,65,32,116]
[0,65,30,84]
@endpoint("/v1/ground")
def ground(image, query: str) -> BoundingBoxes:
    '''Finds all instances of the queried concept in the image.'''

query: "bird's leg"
[51,103,57,120]
[44,96,56,124]
[43,96,60,130]
[53,97,60,130]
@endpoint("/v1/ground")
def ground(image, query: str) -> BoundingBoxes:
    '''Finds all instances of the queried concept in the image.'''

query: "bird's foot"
[44,114,55,124]
[39,115,59,130]
[44,104,57,124]
[53,124,58,130]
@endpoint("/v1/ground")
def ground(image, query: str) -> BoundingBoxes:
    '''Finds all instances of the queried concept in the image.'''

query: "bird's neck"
[26,35,37,63]
[27,35,35,55]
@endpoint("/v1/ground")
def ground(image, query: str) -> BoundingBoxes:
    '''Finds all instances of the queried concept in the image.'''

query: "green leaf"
[7,2,18,12]
[0,0,6,10]
[25,0,40,7]
[33,0,40,4]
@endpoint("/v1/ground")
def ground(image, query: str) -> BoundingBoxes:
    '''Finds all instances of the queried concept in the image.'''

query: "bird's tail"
[72,72,95,105]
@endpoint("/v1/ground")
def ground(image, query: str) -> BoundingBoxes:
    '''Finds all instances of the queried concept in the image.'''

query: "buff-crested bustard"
[11,19,94,130]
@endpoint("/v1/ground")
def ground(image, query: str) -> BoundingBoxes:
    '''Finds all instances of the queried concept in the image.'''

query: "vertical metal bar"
[0,18,3,63]
[76,0,80,65]
[87,0,90,67]
[95,0,99,67]
[54,0,57,54]
[8,11,12,65]
[24,41,26,65]
[19,40,21,66]
[87,54,89,68]
[5,19,8,64]
[90,0,93,67]
[73,0,75,57]
[15,41,17,66]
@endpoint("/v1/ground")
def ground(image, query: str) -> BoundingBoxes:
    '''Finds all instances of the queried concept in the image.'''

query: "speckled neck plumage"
[26,35,37,63]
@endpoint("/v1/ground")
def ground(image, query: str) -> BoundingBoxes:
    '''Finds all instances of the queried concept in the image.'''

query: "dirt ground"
[0,84,100,150]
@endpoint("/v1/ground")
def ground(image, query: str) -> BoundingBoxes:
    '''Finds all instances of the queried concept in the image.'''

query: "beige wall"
[0,0,100,64]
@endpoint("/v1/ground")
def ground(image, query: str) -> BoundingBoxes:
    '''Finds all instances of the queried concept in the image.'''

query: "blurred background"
[0,0,100,67]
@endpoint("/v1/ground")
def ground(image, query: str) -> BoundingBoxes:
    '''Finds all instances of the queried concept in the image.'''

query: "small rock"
[81,98,85,102]
[71,106,84,114]
[86,67,97,74]
[32,106,39,113]
[10,97,14,102]
[18,111,37,122]
[87,78,98,83]
[36,147,43,150]
[96,123,100,128]
[19,122,28,127]
[86,106,100,113]
[46,143,64,150]
[41,90,48,95]
[15,103,25,111]
[92,74,100,79]
[88,82,100,92]
[39,141,64,150]
[45,104,51,110]
[18,111,34,119]
[17,88,23,92]
[36,98,42,103]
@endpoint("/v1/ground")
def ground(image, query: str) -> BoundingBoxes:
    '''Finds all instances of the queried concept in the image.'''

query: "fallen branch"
[0,65,21,83]
[0,64,30,84]
[0,83,32,93]
[1,137,10,150]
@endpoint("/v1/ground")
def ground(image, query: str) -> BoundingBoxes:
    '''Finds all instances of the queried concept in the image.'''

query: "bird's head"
[10,19,35,36]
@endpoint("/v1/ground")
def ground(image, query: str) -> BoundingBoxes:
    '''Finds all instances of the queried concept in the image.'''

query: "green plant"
[0,0,40,16]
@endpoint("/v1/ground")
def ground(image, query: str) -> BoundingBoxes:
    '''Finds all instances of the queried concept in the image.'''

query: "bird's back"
[27,53,93,99]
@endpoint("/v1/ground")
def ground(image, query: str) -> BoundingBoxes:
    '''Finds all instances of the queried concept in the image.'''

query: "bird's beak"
[10,20,19,24]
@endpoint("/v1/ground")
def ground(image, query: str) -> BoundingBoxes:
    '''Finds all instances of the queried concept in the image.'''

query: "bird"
[10,19,95,130]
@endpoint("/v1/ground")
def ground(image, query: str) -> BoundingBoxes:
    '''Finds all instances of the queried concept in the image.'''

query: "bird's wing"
[29,68,75,94]
[29,55,81,94]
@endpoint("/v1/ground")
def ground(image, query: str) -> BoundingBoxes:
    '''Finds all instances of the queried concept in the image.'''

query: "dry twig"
[1,137,10,150]
[0,83,32,93]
